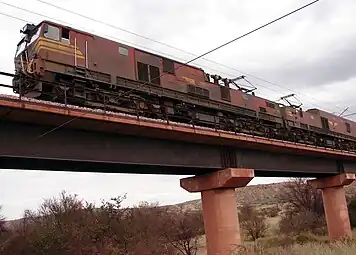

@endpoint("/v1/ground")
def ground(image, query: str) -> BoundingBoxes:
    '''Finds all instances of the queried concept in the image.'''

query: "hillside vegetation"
[171,180,356,212]
[1,179,356,254]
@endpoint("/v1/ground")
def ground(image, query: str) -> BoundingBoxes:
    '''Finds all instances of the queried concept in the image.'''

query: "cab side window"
[44,24,60,41]
[61,27,70,43]
[346,123,351,133]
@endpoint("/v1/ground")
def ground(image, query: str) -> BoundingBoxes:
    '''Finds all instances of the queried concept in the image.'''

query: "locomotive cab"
[14,23,41,72]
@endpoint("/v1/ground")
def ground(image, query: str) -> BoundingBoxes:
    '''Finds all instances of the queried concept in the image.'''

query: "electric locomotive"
[12,20,356,152]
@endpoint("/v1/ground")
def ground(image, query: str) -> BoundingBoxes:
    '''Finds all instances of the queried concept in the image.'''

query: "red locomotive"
[12,20,356,151]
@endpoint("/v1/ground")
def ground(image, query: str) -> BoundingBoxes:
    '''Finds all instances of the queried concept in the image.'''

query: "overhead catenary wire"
[0,0,341,113]
[0,4,310,106]
[114,0,321,100]
[0,0,323,140]
[0,4,276,101]
[25,0,339,111]
[31,0,186,53]
[0,10,30,23]
[0,2,342,113]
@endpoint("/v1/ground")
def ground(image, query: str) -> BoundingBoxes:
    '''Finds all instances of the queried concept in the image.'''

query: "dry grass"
[197,225,356,254]
[279,242,356,255]
[233,231,356,254]
[197,236,356,255]
[234,241,356,255]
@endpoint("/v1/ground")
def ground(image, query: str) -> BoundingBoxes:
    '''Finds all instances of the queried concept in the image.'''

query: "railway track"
[1,71,356,154]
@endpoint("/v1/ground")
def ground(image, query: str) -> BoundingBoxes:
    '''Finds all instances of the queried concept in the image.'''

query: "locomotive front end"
[13,22,43,98]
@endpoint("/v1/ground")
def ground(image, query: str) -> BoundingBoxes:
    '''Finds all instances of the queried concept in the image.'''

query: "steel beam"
[1,121,356,176]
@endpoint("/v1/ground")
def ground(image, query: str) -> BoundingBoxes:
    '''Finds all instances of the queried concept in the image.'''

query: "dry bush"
[232,242,266,255]
[0,191,204,255]
[0,206,6,235]
[239,204,268,241]
[279,210,326,236]
[278,178,326,236]
[260,205,280,218]
[279,178,324,216]
[257,235,296,249]
[162,208,204,255]
[119,201,176,254]
[0,191,102,255]
[349,196,356,228]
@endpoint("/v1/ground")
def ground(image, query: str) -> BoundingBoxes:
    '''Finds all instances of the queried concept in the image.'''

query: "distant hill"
[168,180,356,212]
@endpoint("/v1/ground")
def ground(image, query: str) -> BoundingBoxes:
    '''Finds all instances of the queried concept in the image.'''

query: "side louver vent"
[187,84,210,98]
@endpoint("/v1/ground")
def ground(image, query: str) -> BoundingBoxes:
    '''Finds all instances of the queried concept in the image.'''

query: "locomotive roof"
[36,20,205,73]
[307,108,355,122]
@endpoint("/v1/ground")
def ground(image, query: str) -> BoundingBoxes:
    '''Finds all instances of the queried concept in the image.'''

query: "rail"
[0,70,355,155]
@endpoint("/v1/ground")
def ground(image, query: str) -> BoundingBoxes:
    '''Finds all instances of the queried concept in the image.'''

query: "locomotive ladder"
[74,37,89,76]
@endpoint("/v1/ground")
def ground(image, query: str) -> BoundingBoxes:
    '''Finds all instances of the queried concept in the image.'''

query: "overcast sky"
[1,0,356,220]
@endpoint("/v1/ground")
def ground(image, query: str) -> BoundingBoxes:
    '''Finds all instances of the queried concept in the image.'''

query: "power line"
[0,10,30,23]
[29,0,341,111]
[47,0,322,138]
[0,2,343,114]
[0,2,266,101]
[1,0,341,112]
[187,0,321,64]
[0,0,340,139]
[31,0,187,54]
[342,112,356,118]
[114,0,321,99]
[0,2,274,101]
[4,0,323,139]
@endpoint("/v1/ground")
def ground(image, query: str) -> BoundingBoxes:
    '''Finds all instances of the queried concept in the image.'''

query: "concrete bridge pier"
[180,168,254,255]
[309,173,356,241]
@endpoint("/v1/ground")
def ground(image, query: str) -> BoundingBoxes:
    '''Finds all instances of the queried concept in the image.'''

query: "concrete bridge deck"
[0,94,355,176]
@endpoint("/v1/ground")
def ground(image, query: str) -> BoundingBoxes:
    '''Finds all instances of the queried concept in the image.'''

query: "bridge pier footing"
[180,168,254,255]
[309,173,356,241]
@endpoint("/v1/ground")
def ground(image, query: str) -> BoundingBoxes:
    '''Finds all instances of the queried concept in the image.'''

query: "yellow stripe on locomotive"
[34,38,85,59]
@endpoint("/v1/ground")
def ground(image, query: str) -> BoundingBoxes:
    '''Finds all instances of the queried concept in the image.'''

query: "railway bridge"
[0,94,355,254]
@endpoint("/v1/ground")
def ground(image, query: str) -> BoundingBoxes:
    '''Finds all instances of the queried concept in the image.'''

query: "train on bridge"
[11,20,356,152]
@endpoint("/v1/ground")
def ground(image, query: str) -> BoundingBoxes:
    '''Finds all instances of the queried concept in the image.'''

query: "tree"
[278,178,326,235]
[239,204,268,241]
[348,196,356,228]
[279,178,324,216]
[162,208,205,255]
[0,192,205,255]
[0,205,6,235]
[279,209,326,235]
[0,191,100,255]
